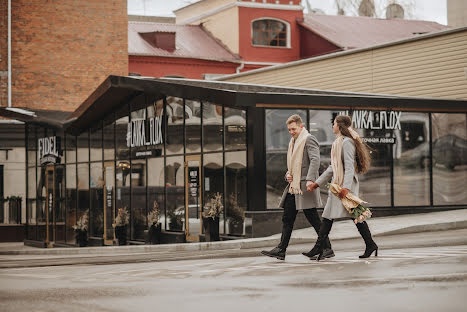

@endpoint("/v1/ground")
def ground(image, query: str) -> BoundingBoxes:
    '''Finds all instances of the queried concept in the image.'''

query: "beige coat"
[278,134,323,210]
[316,137,358,219]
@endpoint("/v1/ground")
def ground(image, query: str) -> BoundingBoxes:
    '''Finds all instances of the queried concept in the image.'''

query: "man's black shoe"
[303,248,335,260]
[261,247,286,260]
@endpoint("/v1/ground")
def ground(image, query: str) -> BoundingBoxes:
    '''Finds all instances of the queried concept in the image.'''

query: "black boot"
[355,221,378,258]
[302,218,333,261]
[261,247,286,260]
[302,209,334,260]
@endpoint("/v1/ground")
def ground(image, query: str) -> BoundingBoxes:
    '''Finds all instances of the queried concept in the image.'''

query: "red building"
[128,0,449,79]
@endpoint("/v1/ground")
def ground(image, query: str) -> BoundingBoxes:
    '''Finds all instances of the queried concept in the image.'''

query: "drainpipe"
[8,0,11,107]
[236,61,244,74]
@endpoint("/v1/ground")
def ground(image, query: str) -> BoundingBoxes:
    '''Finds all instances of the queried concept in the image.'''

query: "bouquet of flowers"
[72,210,89,231]
[203,192,223,219]
[327,183,372,224]
[115,207,129,227]
[148,201,161,226]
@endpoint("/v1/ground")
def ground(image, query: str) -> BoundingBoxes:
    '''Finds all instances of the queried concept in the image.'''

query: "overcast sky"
[128,0,448,25]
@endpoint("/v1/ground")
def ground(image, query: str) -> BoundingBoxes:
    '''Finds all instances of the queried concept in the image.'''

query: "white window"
[252,18,289,48]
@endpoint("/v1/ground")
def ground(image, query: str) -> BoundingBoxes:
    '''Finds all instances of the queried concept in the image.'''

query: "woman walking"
[305,115,378,260]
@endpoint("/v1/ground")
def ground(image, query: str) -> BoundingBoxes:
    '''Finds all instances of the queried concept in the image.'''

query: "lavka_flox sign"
[126,117,163,148]
[339,111,401,130]
[38,136,61,165]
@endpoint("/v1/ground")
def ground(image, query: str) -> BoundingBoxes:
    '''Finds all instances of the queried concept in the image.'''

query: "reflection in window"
[131,159,146,240]
[226,151,247,236]
[265,109,306,208]
[166,156,184,231]
[66,164,76,243]
[147,98,165,156]
[432,113,467,205]
[186,100,201,153]
[225,108,246,150]
[116,160,131,239]
[116,105,129,160]
[252,19,288,47]
[103,116,115,161]
[203,102,222,152]
[203,153,223,234]
[90,125,102,162]
[394,113,430,206]
[166,97,184,155]
[90,162,104,237]
[148,157,165,230]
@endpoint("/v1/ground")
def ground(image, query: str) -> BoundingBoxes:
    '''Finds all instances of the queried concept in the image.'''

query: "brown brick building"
[1,0,128,111]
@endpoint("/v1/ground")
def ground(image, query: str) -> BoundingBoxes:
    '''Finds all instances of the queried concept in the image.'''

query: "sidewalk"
[0,209,466,267]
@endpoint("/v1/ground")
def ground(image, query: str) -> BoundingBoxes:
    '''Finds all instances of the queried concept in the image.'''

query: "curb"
[1,220,467,256]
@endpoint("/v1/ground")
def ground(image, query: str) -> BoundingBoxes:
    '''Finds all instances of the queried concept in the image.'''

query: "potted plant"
[114,207,129,245]
[227,193,244,236]
[72,210,88,247]
[147,201,161,244]
[167,208,183,231]
[202,192,223,241]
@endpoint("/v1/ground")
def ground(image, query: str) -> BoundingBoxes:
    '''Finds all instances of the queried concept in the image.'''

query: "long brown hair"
[335,115,371,174]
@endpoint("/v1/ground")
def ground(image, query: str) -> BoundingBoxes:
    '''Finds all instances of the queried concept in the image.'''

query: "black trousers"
[278,193,331,250]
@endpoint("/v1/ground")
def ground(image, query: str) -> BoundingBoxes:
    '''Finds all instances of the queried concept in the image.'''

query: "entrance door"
[103,162,115,245]
[184,155,202,242]
[45,165,55,247]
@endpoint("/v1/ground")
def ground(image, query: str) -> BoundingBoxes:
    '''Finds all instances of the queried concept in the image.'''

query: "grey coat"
[316,137,359,220]
[278,134,323,210]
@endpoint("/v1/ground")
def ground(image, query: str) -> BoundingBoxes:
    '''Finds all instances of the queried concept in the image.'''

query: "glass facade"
[264,109,467,210]
[22,96,247,244]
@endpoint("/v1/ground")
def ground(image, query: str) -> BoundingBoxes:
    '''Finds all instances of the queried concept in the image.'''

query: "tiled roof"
[128,21,240,62]
[299,14,450,49]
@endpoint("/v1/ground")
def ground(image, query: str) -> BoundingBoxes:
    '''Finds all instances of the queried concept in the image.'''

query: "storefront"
[1,76,466,245]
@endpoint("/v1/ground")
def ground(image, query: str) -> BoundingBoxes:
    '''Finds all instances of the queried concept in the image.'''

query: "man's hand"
[339,188,350,199]
[306,181,318,192]
[286,174,293,183]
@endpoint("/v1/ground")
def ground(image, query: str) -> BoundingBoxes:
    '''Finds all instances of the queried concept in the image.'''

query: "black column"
[247,107,266,211]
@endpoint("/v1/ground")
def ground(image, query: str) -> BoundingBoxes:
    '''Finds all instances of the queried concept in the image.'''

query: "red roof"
[128,22,240,62]
[299,14,450,49]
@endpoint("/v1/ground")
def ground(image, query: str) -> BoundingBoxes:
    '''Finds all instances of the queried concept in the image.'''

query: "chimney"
[139,31,176,52]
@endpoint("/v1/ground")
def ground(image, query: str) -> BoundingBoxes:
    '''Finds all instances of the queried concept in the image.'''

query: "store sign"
[126,117,163,148]
[338,111,402,130]
[38,136,61,165]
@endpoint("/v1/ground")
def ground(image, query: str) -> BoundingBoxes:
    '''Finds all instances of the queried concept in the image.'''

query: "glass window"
[344,110,392,207]
[103,116,115,161]
[116,159,131,242]
[166,97,184,155]
[203,153,223,234]
[66,164,77,243]
[165,156,184,231]
[432,113,467,205]
[131,159,146,240]
[27,125,36,167]
[225,151,247,236]
[147,98,165,157]
[77,131,89,163]
[394,113,430,206]
[90,162,104,237]
[66,134,76,164]
[203,102,223,152]
[148,157,165,230]
[185,99,201,153]
[116,105,130,160]
[265,109,306,208]
[90,124,102,162]
[252,19,288,47]
[225,108,246,150]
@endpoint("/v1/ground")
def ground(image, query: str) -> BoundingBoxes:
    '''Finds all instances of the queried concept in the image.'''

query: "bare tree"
[333,0,415,19]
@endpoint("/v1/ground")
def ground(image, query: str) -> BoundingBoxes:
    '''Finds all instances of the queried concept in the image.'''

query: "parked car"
[398,134,467,170]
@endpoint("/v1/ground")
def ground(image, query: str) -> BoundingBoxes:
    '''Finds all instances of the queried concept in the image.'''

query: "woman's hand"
[307,182,319,192]
[339,188,350,199]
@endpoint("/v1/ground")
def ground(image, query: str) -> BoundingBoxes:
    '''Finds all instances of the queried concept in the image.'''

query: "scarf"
[287,127,309,195]
[331,127,361,186]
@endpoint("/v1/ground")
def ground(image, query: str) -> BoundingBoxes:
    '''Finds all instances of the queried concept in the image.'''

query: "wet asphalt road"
[1,230,467,312]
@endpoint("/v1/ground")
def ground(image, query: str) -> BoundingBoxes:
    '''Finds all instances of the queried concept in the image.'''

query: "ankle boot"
[303,218,333,261]
[355,221,378,258]
[261,247,286,260]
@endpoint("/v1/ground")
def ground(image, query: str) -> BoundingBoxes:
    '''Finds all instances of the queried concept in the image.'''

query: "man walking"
[261,114,334,260]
